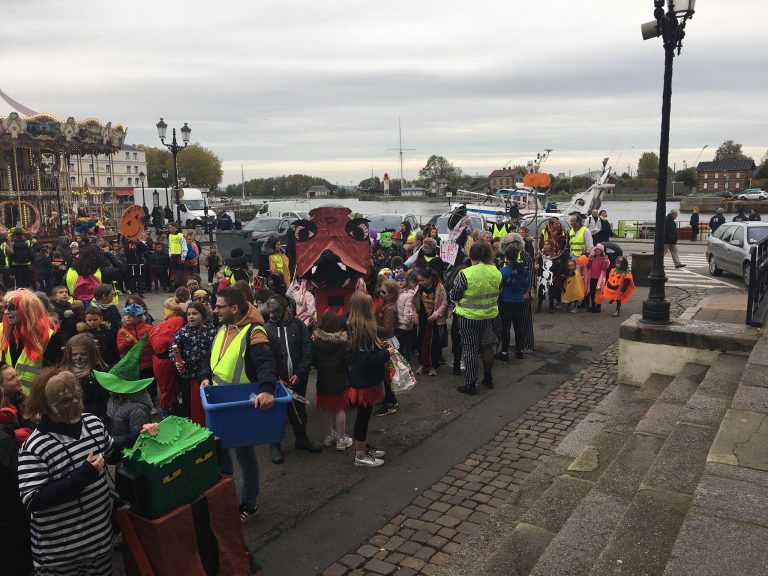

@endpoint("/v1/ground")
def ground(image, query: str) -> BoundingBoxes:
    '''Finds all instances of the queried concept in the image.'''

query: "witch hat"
[94,334,154,394]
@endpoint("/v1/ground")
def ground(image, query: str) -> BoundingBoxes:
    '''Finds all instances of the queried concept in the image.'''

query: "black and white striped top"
[18,414,115,568]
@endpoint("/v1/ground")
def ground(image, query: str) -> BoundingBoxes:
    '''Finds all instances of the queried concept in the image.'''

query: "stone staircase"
[438,346,767,576]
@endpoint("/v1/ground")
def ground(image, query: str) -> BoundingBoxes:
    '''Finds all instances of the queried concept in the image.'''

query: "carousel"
[0,89,127,239]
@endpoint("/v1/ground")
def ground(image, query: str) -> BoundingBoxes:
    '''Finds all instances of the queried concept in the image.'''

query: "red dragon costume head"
[293,206,371,317]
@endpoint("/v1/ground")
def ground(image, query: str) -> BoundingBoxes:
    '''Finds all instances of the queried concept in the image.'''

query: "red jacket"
[148,316,186,357]
[117,320,153,370]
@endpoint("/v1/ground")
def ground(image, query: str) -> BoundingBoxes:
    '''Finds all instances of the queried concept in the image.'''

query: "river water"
[295,198,699,225]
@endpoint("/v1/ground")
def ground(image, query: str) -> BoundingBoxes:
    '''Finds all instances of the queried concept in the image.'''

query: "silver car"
[706,221,768,286]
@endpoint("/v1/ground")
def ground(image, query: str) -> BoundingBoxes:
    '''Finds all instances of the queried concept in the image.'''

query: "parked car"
[365,213,419,235]
[706,221,768,286]
[737,189,768,201]
[243,216,293,239]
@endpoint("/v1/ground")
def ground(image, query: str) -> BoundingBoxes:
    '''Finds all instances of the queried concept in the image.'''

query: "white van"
[252,200,311,218]
[133,187,216,228]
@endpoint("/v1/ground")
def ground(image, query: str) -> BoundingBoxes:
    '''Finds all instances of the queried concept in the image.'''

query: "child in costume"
[117,304,154,382]
[603,256,635,317]
[172,302,216,425]
[561,259,586,313]
[584,243,611,313]
[59,334,110,421]
[148,298,187,417]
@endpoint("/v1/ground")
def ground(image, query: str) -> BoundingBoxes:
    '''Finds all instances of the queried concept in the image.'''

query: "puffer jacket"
[396,288,416,330]
[311,329,348,396]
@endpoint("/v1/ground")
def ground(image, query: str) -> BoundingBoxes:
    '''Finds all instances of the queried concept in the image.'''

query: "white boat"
[562,158,614,216]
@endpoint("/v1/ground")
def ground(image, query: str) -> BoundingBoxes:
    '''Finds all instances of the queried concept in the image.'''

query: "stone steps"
[438,355,748,576]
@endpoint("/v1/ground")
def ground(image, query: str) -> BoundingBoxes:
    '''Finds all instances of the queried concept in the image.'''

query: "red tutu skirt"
[316,389,350,411]
[347,384,384,408]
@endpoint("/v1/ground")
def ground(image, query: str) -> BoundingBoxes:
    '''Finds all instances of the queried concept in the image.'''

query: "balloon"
[576,255,589,266]
[523,173,552,188]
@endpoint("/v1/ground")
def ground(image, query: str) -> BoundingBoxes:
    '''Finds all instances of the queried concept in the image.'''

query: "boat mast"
[241,165,245,201]
[387,118,415,191]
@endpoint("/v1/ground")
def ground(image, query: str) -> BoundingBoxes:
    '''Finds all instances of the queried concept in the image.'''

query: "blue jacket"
[499,262,530,303]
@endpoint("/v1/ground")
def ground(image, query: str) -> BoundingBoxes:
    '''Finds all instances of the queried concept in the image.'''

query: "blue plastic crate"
[200,382,291,448]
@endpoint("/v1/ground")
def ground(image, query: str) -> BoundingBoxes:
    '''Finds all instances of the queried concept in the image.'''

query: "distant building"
[488,168,519,192]
[306,185,330,198]
[400,186,427,197]
[696,160,757,194]
[428,178,450,196]
[68,144,147,189]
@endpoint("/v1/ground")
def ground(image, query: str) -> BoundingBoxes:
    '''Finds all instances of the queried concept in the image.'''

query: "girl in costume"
[148,298,187,417]
[172,302,217,425]
[603,256,635,317]
[117,304,153,383]
[59,334,109,421]
[584,243,611,313]
[561,259,586,313]
[18,369,158,576]
[412,268,448,376]
[346,293,396,467]
[312,312,352,451]
[375,279,400,414]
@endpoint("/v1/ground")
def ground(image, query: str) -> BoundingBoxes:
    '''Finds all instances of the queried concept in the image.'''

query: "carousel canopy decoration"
[0,111,127,156]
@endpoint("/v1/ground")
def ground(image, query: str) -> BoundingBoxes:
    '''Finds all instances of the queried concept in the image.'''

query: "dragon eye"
[346,218,370,241]
[293,220,317,242]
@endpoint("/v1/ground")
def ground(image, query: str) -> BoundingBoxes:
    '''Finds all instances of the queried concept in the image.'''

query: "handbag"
[387,349,417,394]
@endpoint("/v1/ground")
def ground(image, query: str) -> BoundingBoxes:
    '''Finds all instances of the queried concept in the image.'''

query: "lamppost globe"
[181,123,191,145]
[161,167,169,180]
[157,120,191,227]
[156,118,168,141]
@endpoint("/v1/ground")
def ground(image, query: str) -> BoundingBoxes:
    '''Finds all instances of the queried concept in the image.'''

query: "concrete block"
[678,392,729,428]
[695,372,741,399]
[642,423,716,495]
[596,434,666,498]
[486,523,554,576]
[511,455,572,509]
[656,371,706,405]
[567,430,629,482]
[709,409,768,471]
[636,373,675,401]
[662,512,768,576]
[747,338,768,367]
[554,413,609,458]
[732,385,768,414]
[636,402,683,437]
[594,385,655,433]
[590,488,690,576]
[692,471,768,528]
[618,338,719,387]
[520,475,594,533]
[740,364,768,389]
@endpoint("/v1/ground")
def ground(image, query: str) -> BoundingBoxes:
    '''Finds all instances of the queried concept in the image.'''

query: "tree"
[674,168,697,189]
[637,152,660,179]
[418,155,462,181]
[176,144,224,189]
[135,145,172,187]
[714,140,750,162]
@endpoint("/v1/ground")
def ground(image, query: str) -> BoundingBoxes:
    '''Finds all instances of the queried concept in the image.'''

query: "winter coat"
[396,288,416,330]
[663,215,678,244]
[265,316,312,384]
[346,341,390,389]
[172,323,217,379]
[500,261,531,303]
[106,391,153,437]
[148,315,186,359]
[311,329,349,396]
[375,301,398,340]
[411,282,448,326]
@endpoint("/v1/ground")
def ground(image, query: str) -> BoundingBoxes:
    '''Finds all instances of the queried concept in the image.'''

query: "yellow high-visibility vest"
[209,323,267,385]
[454,264,501,321]
[0,325,55,394]
[569,227,587,256]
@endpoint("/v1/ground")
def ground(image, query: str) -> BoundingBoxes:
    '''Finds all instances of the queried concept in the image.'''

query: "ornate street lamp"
[161,166,170,210]
[51,163,64,234]
[139,170,147,216]
[640,0,696,325]
[157,118,191,226]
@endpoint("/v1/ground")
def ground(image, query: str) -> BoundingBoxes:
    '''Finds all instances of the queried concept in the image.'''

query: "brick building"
[696,159,756,194]
[488,168,521,192]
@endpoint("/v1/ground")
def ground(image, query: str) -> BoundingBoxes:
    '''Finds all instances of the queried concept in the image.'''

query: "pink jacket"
[397,288,416,330]
[411,283,448,326]
[584,256,610,294]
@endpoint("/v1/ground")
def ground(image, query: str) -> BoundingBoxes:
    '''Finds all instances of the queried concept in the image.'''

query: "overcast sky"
[2,0,766,186]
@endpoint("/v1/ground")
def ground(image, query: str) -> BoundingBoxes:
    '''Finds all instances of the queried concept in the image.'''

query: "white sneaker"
[460,360,466,373]
[322,432,337,448]
[336,435,353,451]
[354,454,384,467]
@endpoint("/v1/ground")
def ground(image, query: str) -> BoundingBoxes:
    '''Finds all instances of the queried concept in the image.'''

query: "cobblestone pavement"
[320,289,707,576]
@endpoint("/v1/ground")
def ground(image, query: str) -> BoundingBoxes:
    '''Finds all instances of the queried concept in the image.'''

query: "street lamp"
[157,118,191,227]
[51,163,64,234]
[139,171,147,215]
[640,0,697,325]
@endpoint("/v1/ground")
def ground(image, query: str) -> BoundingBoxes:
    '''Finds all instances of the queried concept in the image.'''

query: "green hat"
[95,334,154,394]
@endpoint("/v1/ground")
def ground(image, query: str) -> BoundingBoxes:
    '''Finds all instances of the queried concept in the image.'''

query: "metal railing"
[616,219,710,241]
[746,235,768,327]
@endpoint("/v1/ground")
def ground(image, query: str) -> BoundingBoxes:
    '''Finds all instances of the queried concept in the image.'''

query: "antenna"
[387,118,415,188]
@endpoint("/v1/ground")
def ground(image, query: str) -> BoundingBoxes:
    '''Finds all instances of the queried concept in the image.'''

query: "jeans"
[499,300,525,354]
[219,445,260,508]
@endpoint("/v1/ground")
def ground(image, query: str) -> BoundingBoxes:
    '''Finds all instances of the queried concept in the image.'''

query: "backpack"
[12,241,33,265]
[73,274,101,302]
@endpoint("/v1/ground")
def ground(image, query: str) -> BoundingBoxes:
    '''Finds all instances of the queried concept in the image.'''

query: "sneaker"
[375,404,397,417]
[457,384,477,395]
[354,454,385,467]
[366,444,386,458]
[460,360,466,372]
[239,504,258,523]
[515,351,524,359]
[675,264,686,268]
[323,432,338,448]
[336,435,353,451]
[495,352,509,361]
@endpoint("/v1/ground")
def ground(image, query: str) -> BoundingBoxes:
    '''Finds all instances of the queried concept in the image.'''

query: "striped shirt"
[18,414,115,568]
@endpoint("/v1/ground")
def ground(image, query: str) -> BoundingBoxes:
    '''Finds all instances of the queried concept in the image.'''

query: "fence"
[746,235,768,327]
[616,220,710,241]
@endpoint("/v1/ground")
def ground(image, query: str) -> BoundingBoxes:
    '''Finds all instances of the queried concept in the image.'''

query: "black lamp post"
[51,163,64,234]
[156,118,191,227]
[641,0,696,325]
[139,171,147,217]
[161,167,170,210]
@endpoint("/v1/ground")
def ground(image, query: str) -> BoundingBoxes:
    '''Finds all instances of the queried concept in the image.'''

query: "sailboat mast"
[399,119,404,188]
[241,165,245,201]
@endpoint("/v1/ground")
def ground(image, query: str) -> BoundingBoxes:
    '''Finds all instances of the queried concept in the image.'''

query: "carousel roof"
[0,89,127,156]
